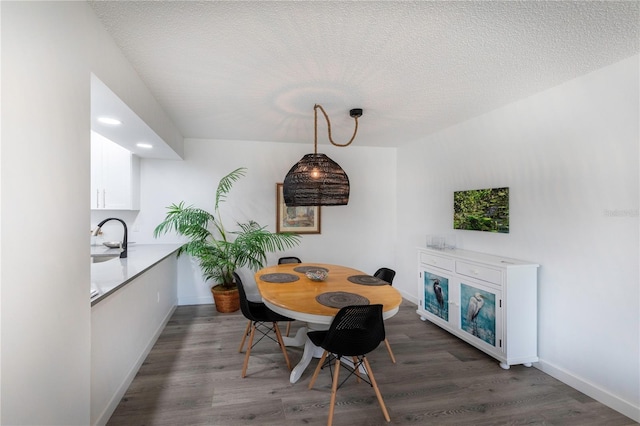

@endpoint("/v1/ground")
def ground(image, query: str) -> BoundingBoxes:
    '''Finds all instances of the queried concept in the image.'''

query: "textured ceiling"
[90,1,639,148]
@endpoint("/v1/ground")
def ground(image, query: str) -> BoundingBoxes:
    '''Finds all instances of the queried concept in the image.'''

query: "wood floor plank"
[106,300,636,425]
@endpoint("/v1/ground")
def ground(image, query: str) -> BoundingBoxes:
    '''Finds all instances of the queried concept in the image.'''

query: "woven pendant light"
[283,153,349,206]
[283,105,362,207]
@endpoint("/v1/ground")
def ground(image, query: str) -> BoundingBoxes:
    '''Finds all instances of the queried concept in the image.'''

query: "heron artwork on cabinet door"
[433,279,445,315]
[460,283,496,346]
[424,271,449,321]
[466,293,485,337]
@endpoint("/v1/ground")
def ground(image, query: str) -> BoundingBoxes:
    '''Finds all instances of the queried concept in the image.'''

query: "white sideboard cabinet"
[417,247,539,369]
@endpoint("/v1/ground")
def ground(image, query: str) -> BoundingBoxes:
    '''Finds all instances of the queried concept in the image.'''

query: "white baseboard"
[398,288,418,306]
[535,359,639,423]
[93,304,177,426]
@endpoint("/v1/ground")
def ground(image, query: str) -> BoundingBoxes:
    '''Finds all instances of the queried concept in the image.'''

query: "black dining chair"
[278,256,302,336]
[307,304,391,425]
[235,272,294,378]
[278,256,302,264]
[374,267,396,285]
[374,267,397,364]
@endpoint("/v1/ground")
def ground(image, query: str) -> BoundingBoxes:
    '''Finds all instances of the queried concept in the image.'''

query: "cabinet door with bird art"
[458,281,502,351]
[420,269,453,324]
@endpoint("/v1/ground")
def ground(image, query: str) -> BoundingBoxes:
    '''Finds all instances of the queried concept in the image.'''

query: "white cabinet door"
[100,138,132,209]
[90,137,103,209]
[91,131,139,210]
[419,267,454,328]
[456,279,503,355]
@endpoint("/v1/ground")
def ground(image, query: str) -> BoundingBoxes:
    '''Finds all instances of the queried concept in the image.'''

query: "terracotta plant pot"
[211,285,240,313]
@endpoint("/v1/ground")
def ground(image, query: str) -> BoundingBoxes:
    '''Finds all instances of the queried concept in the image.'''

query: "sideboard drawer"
[419,252,454,271]
[456,261,502,284]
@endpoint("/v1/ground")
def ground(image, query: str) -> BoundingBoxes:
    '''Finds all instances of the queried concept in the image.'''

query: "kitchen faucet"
[93,217,128,258]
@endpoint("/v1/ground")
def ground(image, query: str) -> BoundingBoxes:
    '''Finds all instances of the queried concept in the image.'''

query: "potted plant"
[154,167,300,312]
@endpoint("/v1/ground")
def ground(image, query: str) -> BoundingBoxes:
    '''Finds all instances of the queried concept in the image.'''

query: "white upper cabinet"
[91,131,140,210]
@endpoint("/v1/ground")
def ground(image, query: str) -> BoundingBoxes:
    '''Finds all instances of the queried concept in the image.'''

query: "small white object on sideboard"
[417,247,539,369]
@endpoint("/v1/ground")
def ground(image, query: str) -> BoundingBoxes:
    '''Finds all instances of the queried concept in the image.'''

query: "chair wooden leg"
[363,357,390,422]
[327,357,341,426]
[308,350,328,389]
[238,320,251,353]
[353,357,362,383]
[273,322,292,371]
[285,321,291,337]
[241,324,256,378]
[383,338,396,364]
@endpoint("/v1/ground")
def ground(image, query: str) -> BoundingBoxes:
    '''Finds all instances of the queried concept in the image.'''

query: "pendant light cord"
[314,104,359,154]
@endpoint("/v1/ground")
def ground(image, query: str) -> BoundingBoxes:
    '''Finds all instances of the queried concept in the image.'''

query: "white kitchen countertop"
[90,243,182,306]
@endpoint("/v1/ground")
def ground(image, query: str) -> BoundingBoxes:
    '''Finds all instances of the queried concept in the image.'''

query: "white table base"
[281,324,328,383]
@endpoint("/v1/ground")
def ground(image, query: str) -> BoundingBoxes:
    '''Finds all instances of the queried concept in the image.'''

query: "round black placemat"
[316,291,370,309]
[294,266,329,273]
[347,275,388,286]
[259,273,300,283]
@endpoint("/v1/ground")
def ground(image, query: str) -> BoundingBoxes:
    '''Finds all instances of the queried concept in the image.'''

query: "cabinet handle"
[96,190,100,208]
[102,190,106,208]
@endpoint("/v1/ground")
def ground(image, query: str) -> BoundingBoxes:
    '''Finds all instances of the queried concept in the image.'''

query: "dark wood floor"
[107,300,635,425]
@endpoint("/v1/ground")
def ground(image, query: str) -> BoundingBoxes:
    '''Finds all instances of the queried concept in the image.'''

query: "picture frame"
[276,183,321,234]
[453,187,509,233]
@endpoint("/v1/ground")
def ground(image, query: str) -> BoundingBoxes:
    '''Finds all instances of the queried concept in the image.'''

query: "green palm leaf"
[215,167,246,211]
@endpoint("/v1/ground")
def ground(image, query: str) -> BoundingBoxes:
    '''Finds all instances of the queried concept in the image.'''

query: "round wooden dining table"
[255,263,402,383]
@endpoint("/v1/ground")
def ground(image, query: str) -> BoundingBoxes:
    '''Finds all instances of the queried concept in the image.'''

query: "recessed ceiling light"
[136,143,153,149]
[97,117,122,125]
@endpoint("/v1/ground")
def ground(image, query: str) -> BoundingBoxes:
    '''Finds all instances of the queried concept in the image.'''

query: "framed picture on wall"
[276,183,321,234]
[453,187,509,233]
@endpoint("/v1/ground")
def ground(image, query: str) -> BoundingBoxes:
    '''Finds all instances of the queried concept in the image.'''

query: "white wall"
[136,139,398,304]
[396,55,639,421]
[1,3,182,424]
[1,3,92,424]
